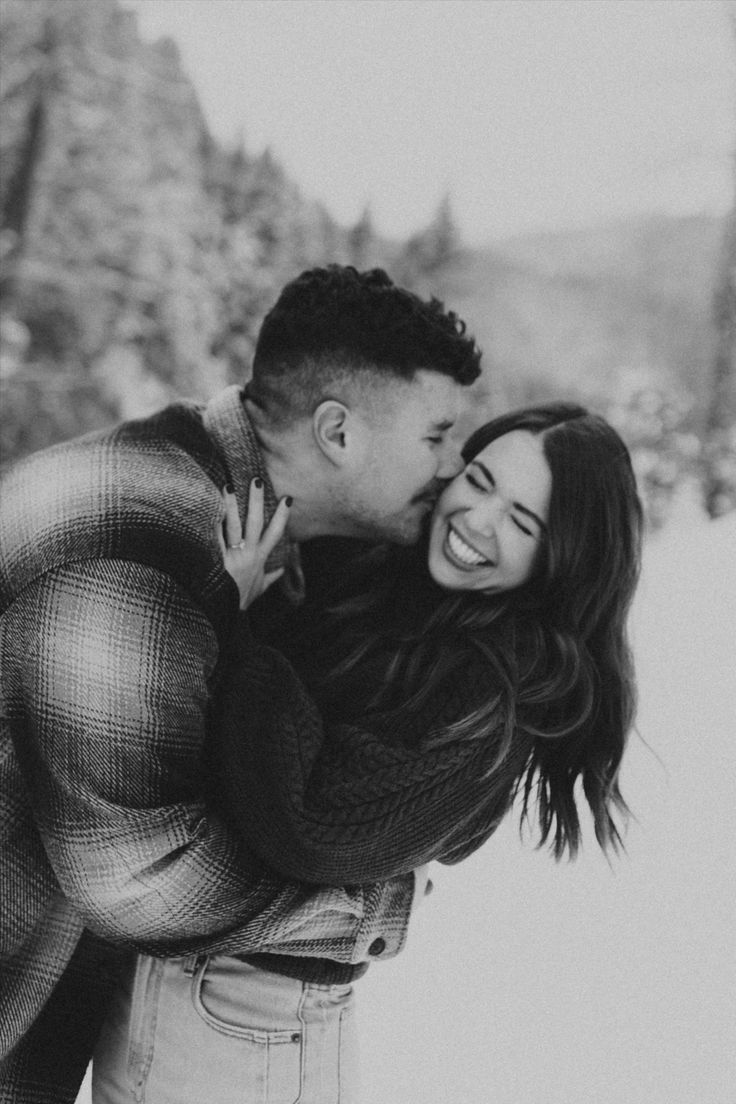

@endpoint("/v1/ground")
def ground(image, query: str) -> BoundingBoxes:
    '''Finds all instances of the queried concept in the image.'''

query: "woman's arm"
[214,500,520,885]
[209,625,516,885]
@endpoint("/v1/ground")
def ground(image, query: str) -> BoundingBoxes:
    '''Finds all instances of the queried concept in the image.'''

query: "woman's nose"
[466,497,503,536]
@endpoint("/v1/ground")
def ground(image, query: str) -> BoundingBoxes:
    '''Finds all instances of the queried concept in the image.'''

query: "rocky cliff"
[1,0,445,455]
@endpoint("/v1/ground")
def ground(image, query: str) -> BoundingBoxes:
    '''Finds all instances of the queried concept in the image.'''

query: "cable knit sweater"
[211,543,533,887]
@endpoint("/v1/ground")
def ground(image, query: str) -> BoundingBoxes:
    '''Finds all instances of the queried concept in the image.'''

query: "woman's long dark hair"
[303,402,643,858]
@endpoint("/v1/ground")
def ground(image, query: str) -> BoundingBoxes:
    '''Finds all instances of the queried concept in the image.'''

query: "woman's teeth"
[447,527,488,566]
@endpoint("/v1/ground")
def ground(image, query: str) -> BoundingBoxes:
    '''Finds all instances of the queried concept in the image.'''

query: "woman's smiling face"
[427,429,552,593]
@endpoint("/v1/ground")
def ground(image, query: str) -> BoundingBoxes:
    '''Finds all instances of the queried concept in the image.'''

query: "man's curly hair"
[248,265,482,423]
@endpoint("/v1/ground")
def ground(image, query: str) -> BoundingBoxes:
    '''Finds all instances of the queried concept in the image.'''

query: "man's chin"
[351,505,433,547]
[389,530,419,547]
[385,510,433,547]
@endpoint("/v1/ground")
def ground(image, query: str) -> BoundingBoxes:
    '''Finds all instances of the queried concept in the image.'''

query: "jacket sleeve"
[4,559,414,962]
[211,629,514,885]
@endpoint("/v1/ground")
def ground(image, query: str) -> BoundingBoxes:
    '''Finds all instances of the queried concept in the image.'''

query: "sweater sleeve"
[210,629,517,885]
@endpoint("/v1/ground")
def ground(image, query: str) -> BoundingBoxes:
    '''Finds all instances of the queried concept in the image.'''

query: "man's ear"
[313,400,354,466]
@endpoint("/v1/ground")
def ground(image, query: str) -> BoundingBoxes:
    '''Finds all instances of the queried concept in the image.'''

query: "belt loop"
[181,953,206,976]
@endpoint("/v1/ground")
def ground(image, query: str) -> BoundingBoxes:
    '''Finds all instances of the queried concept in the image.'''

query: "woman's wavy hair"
[311,402,643,858]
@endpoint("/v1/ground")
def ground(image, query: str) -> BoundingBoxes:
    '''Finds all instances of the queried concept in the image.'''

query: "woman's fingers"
[222,480,291,557]
[222,486,244,548]
[218,482,292,607]
[259,496,292,557]
[244,478,265,546]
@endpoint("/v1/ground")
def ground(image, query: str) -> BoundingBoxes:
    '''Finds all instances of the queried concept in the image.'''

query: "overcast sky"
[121,0,734,242]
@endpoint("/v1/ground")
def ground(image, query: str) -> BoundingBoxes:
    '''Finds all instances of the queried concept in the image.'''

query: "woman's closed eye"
[466,465,538,538]
[512,515,534,537]
[465,468,492,492]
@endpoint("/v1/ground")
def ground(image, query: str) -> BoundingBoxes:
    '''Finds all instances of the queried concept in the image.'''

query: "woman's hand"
[219,479,292,610]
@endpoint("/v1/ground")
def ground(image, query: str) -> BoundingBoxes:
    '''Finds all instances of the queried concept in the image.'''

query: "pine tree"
[702,5,736,518]
[703,200,736,517]
[348,205,375,270]
[402,193,461,279]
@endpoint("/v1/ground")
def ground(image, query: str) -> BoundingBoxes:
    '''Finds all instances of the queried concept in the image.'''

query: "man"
[0,265,482,1102]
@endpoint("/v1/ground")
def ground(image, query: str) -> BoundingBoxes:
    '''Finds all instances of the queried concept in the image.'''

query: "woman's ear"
[313,400,353,466]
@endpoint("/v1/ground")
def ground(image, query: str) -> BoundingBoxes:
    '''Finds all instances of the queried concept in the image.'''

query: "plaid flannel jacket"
[0,387,415,1065]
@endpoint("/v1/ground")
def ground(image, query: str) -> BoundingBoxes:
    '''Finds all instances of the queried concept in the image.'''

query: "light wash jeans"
[91,954,359,1104]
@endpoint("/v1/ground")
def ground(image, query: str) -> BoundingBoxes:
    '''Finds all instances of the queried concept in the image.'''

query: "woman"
[213,401,642,882]
[93,402,642,1104]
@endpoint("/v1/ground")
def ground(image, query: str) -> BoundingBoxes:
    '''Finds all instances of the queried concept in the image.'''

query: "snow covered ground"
[359,506,736,1104]
[75,506,735,1103]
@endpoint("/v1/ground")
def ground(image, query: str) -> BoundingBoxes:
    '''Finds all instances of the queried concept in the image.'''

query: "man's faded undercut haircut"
[247,265,482,424]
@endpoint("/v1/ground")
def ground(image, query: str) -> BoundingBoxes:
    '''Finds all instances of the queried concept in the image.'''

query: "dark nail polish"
[285,496,293,507]
[254,478,263,489]
[225,483,234,494]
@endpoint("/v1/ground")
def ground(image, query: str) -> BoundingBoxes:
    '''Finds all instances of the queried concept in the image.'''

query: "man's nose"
[436,439,464,480]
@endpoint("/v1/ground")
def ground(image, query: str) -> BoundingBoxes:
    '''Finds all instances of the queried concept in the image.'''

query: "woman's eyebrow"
[472,460,547,532]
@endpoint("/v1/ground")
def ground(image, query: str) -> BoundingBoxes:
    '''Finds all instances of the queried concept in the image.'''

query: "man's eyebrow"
[472,460,548,532]
[431,419,455,431]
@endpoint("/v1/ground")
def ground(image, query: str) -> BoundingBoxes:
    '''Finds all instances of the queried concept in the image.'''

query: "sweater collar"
[203,385,304,601]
